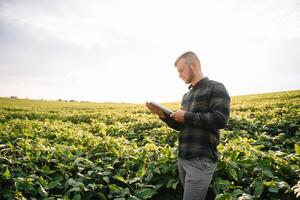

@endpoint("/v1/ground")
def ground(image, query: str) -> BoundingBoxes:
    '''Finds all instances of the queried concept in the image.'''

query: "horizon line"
[1,89,299,104]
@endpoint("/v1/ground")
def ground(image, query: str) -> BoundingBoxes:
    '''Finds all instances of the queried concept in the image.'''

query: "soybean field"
[0,90,299,200]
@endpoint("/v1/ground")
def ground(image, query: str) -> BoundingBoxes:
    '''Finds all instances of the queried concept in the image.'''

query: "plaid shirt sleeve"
[184,82,230,130]
[162,115,184,131]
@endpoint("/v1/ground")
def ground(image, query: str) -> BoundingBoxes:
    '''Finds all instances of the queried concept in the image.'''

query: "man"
[146,51,230,200]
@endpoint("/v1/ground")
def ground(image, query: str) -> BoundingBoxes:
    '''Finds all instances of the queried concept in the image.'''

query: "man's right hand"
[145,102,166,119]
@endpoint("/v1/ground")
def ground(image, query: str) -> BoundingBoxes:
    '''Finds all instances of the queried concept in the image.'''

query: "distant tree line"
[8,96,89,103]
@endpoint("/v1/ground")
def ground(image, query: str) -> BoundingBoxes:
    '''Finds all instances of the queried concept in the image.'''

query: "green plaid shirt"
[163,77,230,161]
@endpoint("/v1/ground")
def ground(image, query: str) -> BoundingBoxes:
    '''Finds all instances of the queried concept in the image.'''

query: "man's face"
[176,59,194,84]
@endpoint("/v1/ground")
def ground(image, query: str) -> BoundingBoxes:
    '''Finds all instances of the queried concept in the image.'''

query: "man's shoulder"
[200,79,226,92]
[207,79,230,97]
[206,79,224,86]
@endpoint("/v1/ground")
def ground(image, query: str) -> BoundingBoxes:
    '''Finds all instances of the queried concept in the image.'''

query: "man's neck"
[191,74,205,86]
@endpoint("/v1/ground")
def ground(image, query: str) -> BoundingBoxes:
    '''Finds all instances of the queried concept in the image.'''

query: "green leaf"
[38,184,48,197]
[88,183,97,190]
[108,184,122,193]
[103,176,110,183]
[68,187,81,192]
[3,166,10,179]
[268,185,279,193]
[265,181,278,193]
[114,174,126,183]
[172,181,179,189]
[48,181,60,189]
[144,171,153,182]
[128,177,140,184]
[253,180,264,197]
[292,181,300,198]
[137,164,146,178]
[35,151,41,158]
[277,181,290,190]
[87,170,94,176]
[262,169,273,178]
[102,171,111,176]
[14,191,26,200]
[136,188,157,199]
[215,193,231,200]
[238,193,253,200]
[42,166,56,175]
[232,189,244,197]
[97,192,107,200]
[71,180,84,188]
[295,144,300,154]
[128,195,142,200]
[231,151,240,160]
[213,178,231,193]
[228,166,238,180]
[73,193,81,200]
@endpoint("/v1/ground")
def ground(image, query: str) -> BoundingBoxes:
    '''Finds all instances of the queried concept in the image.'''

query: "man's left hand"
[170,110,186,123]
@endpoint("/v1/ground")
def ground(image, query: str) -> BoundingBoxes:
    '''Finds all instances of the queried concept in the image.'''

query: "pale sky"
[0,0,299,103]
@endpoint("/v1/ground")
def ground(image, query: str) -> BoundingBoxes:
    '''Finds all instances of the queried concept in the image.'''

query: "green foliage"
[0,90,299,199]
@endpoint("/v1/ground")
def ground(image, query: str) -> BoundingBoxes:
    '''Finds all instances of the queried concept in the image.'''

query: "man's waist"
[178,146,219,162]
[179,127,217,141]
[178,127,220,155]
[180,126,218,134]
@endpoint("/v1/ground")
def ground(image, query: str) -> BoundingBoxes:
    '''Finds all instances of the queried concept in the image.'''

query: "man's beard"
[185,65,194,84]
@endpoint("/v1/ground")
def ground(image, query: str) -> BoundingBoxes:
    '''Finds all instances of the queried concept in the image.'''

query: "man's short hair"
[174,51,200,66]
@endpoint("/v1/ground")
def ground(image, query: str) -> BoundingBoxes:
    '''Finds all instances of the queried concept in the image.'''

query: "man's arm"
[161,114,184,131]
[184,83,230,130]
[145,102,184,131]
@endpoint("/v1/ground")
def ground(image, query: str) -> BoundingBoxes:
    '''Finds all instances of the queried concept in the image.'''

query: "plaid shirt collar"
[188,77,209,90]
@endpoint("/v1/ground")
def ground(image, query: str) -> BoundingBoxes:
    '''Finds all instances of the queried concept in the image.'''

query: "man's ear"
[191,62,197,71]
[191,62,200,71]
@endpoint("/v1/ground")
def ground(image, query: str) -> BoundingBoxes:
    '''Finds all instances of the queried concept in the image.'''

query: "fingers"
[171,114,176,121]
[145,103,156,115]
[145,102,165,119]
[170,110,185,123]
[170,110,178,118]
[147,103,159,113]
[146,102,155,111]
[170,111,179,121]
[157,110,165,119]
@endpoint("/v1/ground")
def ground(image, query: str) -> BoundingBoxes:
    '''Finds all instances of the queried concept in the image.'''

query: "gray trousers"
[178,156,217,200]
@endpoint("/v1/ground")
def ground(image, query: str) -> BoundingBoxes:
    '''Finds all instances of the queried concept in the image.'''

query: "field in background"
[0,90,299,199]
